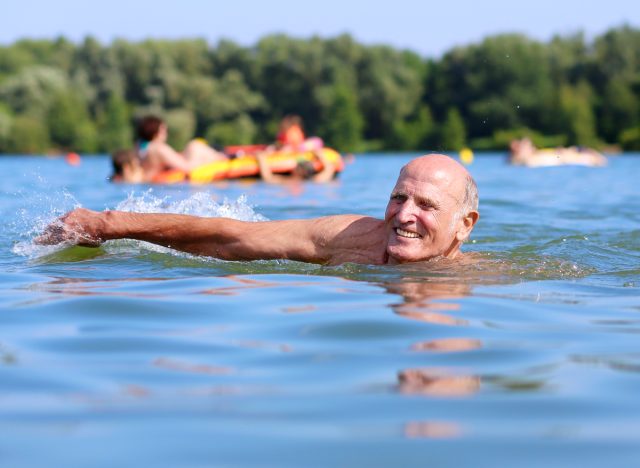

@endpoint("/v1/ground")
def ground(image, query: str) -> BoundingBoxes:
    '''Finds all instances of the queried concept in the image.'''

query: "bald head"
[400,154,478,218]
[402,153,468,174]
[384,154,479,263]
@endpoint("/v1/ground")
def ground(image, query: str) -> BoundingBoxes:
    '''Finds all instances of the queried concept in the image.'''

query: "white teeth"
[396,228,420,238]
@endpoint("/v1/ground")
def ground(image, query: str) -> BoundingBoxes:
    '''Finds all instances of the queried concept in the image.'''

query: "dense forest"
[1,26,639,154]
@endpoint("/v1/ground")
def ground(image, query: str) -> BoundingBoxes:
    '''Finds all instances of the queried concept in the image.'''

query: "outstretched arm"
[312,150,336,183]
[36,209,387,265]
[256,152,286,183]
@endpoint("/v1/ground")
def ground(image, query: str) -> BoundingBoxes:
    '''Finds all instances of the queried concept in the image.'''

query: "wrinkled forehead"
[393,163,463,202]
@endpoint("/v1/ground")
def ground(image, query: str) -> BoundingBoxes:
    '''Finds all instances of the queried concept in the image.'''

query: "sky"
[2,0,638,57]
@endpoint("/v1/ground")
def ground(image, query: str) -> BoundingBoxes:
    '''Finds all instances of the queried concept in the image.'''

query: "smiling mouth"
[395,228,421,239]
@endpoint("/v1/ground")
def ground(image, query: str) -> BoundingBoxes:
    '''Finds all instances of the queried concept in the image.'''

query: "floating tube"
[152,148,344,184]
[224,144,268,155]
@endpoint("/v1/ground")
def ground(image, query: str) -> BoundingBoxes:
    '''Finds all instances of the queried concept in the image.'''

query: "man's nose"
[396,199,417,222]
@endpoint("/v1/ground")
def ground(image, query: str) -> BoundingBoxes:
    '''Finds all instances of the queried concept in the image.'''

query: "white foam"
[10,186,82,258]
[13,190,267,259]
[115,190,267,221]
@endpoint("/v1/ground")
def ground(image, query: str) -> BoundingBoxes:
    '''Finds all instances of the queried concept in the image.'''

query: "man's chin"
[386,246,421,264]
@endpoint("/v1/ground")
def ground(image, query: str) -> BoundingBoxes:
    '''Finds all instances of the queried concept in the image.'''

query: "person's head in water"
[279,115,303,133]
[136,115,167,143]
[111,149,144,183]
[293,160,317,179]
[384,154,479,264]
[277,115,305,148]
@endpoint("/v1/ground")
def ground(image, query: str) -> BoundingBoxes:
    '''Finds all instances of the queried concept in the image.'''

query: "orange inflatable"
[152,148,344,184]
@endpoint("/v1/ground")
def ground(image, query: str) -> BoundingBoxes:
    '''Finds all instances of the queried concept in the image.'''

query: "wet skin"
[384,156,473,264]
[38,155,478,266]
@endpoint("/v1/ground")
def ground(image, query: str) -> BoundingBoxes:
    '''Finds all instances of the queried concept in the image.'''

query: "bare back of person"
[136,116,227,180]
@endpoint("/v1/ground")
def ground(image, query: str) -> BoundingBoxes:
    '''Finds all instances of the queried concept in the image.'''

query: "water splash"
[12,190,267,259]
[108,191,269,257]
[115,190,267,222]
[10,186,82,258]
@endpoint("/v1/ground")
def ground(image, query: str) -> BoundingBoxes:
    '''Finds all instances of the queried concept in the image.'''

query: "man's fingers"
[34,209,104,247]
[34,222,66,245]
[34,215,97,247]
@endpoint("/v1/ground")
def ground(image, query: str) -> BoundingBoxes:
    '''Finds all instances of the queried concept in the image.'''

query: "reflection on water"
[411,337,482,352]
[404,420,462,439]
[398,368,481,397]
[386,279,471,326]
[153,357,233,375]
[3,155,640,466]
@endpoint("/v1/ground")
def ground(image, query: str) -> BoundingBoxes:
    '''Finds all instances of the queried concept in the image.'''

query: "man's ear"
[456,211,479,241]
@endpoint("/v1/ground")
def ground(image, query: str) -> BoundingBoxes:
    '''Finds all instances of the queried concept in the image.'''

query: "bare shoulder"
[310,215,383,237]
[310,215,387,265]
[155,142,179,157]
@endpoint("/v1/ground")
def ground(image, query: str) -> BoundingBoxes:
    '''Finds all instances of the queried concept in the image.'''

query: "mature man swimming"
[37,154,479,266]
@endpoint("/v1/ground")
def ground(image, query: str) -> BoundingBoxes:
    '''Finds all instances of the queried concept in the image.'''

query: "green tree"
[389,105,435,151]
[599,78,638,142]
[357,46,425,146]
[5,116,50,154]
[1,28,640,153]
[254,35,327,130]
[74,120,99,153]
[98,94,132,151]
[0,65,68,118]
[315,80,364,151]
[432,34,555,140]
[47,90,97,151]
[165,109,196,150]
[592,26,640,84]
[112,39,155,104]
[558,81,598,146]
[0,105,12,152]
[206,114,257,146]
[440,108,467,151]
[547,33,589,81]
[619,126,640,150]
[74,36,126,116]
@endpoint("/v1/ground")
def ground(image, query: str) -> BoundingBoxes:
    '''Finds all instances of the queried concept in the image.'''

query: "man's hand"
[35,208,105,247]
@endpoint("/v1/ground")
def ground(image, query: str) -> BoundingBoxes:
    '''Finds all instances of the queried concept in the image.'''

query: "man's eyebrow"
[416,194,441,208]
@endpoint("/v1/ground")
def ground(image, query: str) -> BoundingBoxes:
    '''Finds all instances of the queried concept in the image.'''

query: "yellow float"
[151,148,344,184]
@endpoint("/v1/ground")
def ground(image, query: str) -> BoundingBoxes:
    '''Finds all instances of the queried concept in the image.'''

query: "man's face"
[384,161,463,263]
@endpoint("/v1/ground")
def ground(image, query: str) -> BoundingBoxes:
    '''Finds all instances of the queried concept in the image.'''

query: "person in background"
[255,114,332,182]
[110,149,146,183]
[275,115,324,153]
[256,150,336,183]
[135,115,228,180]
[509,137,607,167]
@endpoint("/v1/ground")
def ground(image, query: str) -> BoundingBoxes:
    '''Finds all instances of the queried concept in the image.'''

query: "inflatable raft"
[509,138,607,167]
[511,148,607,167]
[152,148,344,184]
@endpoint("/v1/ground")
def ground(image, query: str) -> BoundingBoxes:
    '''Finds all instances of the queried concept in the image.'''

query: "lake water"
[2,152,640,467]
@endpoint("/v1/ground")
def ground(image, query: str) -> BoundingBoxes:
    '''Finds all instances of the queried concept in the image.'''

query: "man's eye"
[391,194,406,202]
[419,201,434,210]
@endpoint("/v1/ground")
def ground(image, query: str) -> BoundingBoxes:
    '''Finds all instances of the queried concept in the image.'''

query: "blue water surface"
[1,152,640,467]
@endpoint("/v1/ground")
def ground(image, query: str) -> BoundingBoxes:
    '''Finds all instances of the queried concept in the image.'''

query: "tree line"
[0,26,639,154]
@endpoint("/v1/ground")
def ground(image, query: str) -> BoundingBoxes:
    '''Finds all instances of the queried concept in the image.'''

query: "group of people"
[111,115,336,184]
[509,137,607,167]
[50,113,482,269]
[111,115,228,183]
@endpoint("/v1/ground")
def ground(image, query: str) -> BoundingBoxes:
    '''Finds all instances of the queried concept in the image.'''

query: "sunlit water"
[1,153,640,467]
